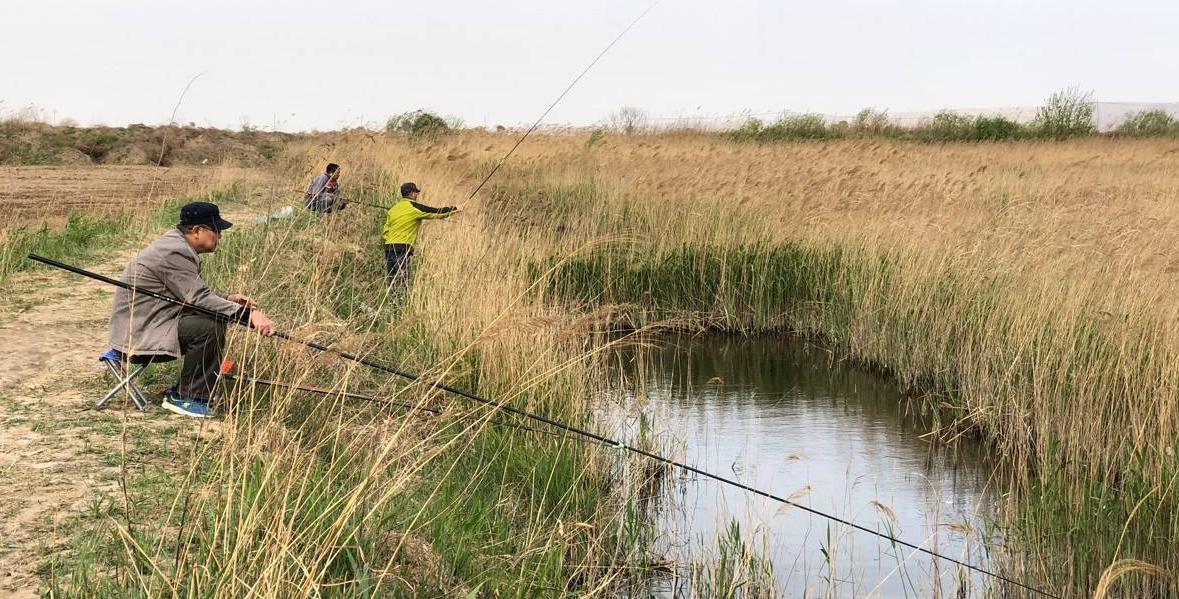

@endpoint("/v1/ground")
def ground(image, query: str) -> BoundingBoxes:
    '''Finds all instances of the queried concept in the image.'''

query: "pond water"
[606,334,1006,598]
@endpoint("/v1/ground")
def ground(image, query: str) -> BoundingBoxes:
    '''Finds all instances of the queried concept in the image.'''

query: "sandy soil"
[0,250,142,598]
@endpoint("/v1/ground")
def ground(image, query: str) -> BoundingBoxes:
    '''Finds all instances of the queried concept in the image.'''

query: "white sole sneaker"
[160,398,214,418]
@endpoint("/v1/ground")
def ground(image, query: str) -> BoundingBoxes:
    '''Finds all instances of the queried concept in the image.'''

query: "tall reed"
[287,130,1179,596]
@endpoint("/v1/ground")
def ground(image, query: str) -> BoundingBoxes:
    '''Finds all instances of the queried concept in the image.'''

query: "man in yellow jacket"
[382,182,462,291]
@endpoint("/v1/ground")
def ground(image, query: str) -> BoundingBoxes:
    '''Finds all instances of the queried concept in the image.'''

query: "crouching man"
[108,201,276,418]
[304,163,348,213]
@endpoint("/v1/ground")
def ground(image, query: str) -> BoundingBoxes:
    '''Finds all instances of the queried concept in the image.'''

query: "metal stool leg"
[111,360,154,411]
[129,382,151,411]
[96,364,149,410]
[102,359,126,379]
[101,359,150,410]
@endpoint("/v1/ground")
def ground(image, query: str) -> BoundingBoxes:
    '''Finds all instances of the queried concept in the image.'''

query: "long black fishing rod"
[343,198,389,211]
[30,253,1058,599]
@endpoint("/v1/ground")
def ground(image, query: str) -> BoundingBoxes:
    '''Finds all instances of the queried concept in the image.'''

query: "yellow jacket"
[382,199,458,246]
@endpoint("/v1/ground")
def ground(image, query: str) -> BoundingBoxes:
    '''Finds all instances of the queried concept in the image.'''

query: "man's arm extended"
[410,201,460,219]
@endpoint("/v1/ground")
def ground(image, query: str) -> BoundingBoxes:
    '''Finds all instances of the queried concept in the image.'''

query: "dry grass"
[287,130,1179,595]
[317,131,1179,475]
[27,129,1179,597]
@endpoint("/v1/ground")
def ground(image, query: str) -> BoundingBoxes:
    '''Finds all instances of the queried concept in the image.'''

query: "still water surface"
[607,335,1004,598]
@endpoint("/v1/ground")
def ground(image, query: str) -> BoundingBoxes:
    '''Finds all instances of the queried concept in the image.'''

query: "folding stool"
[96,348,175,411]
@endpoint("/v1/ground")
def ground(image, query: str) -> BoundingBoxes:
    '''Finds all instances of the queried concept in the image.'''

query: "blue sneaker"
[161,389,215,418]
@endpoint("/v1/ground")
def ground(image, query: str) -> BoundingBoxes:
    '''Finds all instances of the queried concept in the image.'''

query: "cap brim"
[215,218,233,231]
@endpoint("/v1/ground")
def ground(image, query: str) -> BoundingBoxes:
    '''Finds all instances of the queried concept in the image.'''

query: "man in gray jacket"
[109,202,276,418]
[304,163,347,213]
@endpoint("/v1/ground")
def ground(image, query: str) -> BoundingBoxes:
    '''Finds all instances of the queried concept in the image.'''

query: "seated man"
[108,201,277,418]
[304,163,348,213]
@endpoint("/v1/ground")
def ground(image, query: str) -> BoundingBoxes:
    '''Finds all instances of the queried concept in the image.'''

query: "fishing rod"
[294,187,390,211]
[342,198,389,211]
[29,253,1059,599]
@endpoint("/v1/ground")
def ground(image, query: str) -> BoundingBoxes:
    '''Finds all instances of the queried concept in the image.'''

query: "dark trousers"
[384,243,414,293]
[177,312,226,399]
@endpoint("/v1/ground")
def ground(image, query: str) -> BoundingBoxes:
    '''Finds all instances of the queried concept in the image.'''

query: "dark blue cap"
[179,202,233,231]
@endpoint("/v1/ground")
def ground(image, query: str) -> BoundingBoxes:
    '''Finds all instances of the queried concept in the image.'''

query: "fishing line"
[320,2,658,215]
[462,2,659,202]
[30,253,1060,599]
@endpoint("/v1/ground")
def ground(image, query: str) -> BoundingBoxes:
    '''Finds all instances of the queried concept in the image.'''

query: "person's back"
[381,182,462,288]
[108,202,276,418]
[109,228,241,358]
[381,198,457,246]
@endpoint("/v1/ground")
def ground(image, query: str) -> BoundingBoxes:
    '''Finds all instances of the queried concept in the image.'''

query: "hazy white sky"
[4,0,1176,131]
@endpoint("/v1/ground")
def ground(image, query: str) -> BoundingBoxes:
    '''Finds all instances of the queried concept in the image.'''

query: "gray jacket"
[304,174,330,208]
[108,229,243,357]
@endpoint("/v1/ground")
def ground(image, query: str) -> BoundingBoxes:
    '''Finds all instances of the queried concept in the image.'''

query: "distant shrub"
[766,113,834,140]
[0,121,291,166]
[918,111,976,141]
[386,110,453,139]
[829,120,852,137]
[584,128,606,151]
[1115,109,1178,137]
[852,107,892,136]
[972,116,1024,140]
[73,130,122,162]
[730,109,1032,143]
[731,114,837,142]
[1032,87,1096,139]
[730,118,765,142]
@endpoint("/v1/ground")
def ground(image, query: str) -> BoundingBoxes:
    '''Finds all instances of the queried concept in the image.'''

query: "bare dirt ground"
[0,169,270,597]
[2,165,271,226]
[0,252,140,598]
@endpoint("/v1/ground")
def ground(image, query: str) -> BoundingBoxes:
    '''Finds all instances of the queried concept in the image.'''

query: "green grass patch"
[1,183,250,285]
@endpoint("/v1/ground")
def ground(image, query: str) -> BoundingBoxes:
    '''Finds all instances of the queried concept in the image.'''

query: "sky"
[3,0,1177,131]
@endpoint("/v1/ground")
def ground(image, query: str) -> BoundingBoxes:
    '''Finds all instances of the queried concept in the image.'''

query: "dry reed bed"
[328,132,1179,475]
[182,160,645,596]
[296,132,1179,593]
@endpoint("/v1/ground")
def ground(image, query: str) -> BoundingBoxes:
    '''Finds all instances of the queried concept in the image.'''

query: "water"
[606,334,1004,598]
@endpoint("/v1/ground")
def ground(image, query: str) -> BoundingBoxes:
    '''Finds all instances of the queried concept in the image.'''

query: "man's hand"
[249,310,276,336]
[453,204,465,212]
[227,294,259,309]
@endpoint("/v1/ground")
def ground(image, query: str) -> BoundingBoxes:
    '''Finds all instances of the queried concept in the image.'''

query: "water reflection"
[606,334,1004,598]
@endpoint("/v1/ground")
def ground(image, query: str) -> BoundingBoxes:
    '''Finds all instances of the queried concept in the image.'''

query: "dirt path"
[0,190,273,598]
[0,250,144,598]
